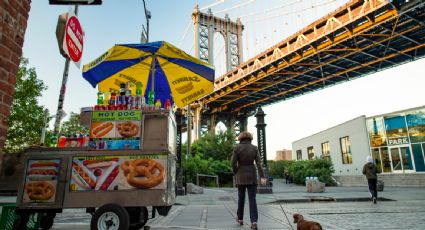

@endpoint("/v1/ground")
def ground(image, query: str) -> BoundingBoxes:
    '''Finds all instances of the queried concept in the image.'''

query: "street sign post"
[49,0,102,5]
[62,12,84,67]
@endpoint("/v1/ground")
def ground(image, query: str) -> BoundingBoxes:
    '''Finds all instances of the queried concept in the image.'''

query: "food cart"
[14,109,177,230]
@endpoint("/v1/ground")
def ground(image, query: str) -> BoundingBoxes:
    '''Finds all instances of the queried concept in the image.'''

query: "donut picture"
[116,121,140,138]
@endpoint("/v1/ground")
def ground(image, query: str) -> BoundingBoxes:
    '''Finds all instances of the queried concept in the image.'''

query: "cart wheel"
[13,213,29,230]
[128,207,149,230]
[40,213,56,230]
[91,204,130,230]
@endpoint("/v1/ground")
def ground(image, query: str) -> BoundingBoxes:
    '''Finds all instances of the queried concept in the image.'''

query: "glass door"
[389,145,414,172]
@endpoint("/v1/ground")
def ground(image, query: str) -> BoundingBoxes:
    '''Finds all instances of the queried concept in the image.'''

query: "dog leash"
[265,182,295,230]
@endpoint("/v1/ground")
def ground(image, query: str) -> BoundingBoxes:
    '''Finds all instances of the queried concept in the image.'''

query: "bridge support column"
[255,107,272,194]
[193,106,202,141]
[175,109,185,195]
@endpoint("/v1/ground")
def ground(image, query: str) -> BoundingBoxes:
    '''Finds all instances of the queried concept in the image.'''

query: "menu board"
[69,154,167,191]
[22,159,60,203]
[89,110,141,150]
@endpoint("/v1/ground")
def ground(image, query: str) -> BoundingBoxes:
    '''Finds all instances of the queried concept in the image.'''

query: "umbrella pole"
[148,55,156,107]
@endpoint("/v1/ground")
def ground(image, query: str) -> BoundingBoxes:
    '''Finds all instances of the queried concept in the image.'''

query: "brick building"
[0,0,32,170]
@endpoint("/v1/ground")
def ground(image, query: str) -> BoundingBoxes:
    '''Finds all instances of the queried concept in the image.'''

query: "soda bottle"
[58,134,66,147]
[164,99,171,110]
[108,92,117,110]
[96,92,104,110]
[126,84,133,110]
[50,133,58,147]
[134,82,143,110]
[65,134,72,147]
[155,99,162,110]
[77,134,84,147]
[148,90,155,110]
[84,134,90,147]
[136,82,142,95]
[103,92,110,107]
[71,134,78,147]
[118,83,127,110]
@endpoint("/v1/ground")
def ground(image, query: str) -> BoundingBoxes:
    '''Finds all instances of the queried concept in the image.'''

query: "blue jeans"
[237,184,258,223]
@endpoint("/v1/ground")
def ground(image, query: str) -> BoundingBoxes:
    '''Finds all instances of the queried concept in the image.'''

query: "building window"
[307,146,314,160]
[296,150,302,160]
[340,136,352,164]
[321,141,330,160]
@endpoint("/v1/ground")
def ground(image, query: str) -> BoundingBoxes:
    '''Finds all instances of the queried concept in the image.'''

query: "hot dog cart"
[14,109,177,230]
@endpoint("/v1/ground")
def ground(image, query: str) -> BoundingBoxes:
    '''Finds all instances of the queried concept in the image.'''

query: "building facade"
[292,105,425,176]
[275,149,292,161]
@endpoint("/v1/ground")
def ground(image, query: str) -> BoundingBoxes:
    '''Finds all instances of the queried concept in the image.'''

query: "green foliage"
[288,158,336,186]
[268,160,293,178]
[60,112,88,135]
[181,130,236,186]
[4,58,47,153]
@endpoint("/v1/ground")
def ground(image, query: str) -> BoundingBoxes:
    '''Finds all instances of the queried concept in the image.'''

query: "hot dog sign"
[89,111,142,150]
[70,154,167,191]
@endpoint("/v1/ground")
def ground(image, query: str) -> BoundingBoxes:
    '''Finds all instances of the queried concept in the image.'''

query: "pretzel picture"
[116,121,139,138]
[120,159,165,189]
[25,181,55,201]
[91,122,114,138]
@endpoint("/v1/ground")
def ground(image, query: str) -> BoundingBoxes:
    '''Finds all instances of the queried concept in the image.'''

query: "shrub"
[267,160,293,178]
[288,158,336,186]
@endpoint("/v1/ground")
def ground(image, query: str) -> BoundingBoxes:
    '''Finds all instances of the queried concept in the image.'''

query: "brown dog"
[293,213,322,230]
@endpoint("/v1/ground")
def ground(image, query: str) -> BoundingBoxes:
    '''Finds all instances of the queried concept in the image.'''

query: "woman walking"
[231,131,266,230]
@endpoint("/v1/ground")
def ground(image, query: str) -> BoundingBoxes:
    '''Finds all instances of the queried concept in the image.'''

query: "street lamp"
[142,0,151,43]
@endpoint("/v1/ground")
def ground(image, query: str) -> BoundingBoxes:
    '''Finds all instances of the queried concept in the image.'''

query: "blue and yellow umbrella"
[82,41,215,108]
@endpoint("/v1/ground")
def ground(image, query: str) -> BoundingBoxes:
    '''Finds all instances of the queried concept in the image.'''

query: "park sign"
[56,11,84,67]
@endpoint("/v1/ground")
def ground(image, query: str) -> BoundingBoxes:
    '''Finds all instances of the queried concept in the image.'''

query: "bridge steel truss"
[199,0,425,116]
[192,6,244,72]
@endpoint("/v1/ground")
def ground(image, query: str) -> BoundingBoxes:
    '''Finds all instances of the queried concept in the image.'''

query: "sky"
[22,0,425,160]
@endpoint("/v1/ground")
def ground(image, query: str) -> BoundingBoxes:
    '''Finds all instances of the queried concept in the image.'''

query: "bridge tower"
[192,5,244,71]
[192,6,244,140]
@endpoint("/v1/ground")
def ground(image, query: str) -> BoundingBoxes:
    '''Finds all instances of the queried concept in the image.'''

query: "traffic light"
[49,0,102,5]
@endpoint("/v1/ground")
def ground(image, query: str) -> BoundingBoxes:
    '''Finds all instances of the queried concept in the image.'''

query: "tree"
[182,130,236,186]
[59,112,88,135]
[4,58,47,153]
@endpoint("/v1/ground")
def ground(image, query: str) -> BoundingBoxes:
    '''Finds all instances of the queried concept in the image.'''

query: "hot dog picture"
[71,158,122,191]
[71,161,96,189]
[26,160,59,181]
[91,122,114,138]
[175,82,194,94]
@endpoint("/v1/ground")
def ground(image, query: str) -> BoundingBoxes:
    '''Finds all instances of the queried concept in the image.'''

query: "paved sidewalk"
[1,179,425,229]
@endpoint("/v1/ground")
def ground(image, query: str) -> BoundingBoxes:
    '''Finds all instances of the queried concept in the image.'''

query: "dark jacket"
[231,140,265,185]
[362,162,378,180]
